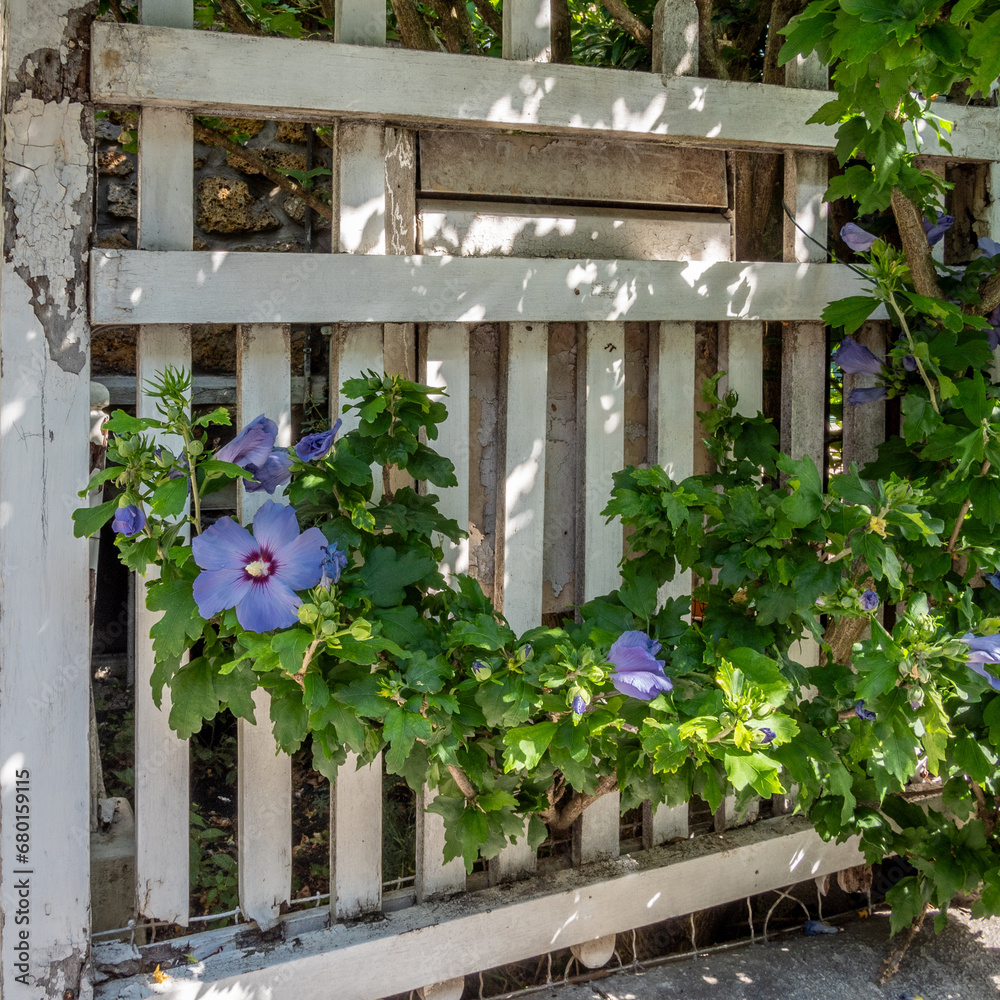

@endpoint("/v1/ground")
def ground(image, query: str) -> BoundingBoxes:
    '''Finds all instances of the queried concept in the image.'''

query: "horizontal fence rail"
[93,816,863,1000]
[90,23,999,160]
[91,251,886,325]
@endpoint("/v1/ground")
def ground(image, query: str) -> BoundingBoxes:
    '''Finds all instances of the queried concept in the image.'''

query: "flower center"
[245,557,271,579]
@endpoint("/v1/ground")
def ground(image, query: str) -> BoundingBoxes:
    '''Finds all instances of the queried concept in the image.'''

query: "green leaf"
[778,454,824,527]
[823,296,878,334]
[970,477,1000,531]
[447,614,516,653]
[168,657,219,739]
[72,498,119,538]
[360,546,436,606]
[723,751,784,797]
[969,11,1000,94]
[270,688,308,752]
[886,877,927,935]
[503,721,558,771]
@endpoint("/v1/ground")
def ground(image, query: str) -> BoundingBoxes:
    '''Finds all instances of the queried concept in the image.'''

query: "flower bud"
[472,660,491,681]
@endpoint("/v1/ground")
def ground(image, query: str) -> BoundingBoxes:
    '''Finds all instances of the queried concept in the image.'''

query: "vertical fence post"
[0,2,94,994]
[236,324,293,930]
[329,0,388,922]
[132,0,195,929]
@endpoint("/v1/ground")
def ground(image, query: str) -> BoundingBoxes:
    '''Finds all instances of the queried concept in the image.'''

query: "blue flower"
[607,631,673,701]
[986,571,1000,590]
[295,419,342,462]
[854,699,876,722]
[860,589,879,612]
[833,337,883,377]
[902,355,917,372]
[848,386,889,406]
[319,542,349,588]
[987,305,1000,351]
[191,500,327,632]
[958,633,1000,691]
[571,694,588,716]
[758,727,776,744]
[245,450,293,494]
[922,212,954,247]
[841,223,876,252]
[978,237,1000,258]
[112,503,146,537]
[216,414,277,471]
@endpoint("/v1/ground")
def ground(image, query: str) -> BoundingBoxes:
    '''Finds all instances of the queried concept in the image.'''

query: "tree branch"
[545,774,619,833]
[891,188,943,300]
[388,0,442,51]
[217,0,264,35]
[550,0,572,62]
[947,460,990,553]
[694,0,729,79]
[192,122,334,223]
[600,0,652,49]
[448,764,478,801]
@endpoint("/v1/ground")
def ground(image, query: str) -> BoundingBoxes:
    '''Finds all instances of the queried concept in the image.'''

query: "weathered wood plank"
[418,132,726,207]
[500,322,548,636]
[92,816,864,1000]
[0,5,94,988]
[841,322,886,470]
[424,324,470,580]
[236,323,293,931]
[134,327,191,927]
[503,0,551,61]
[334,0,385,46]
[642,801,689,848]
[723,321,763,416]
[415,787,466,900]
[132,0,194,929]
[92,251,884,325]
[419,203,730,261]
[331,756,383,918]
[653,0,698,77]
[91,25,996,159]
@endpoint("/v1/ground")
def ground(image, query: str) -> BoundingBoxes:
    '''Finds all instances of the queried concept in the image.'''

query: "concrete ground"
[554,911,999,1000]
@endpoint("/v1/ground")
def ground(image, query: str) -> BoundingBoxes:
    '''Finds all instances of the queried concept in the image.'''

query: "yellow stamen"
[245,558,270,578]
[867,515,887,538]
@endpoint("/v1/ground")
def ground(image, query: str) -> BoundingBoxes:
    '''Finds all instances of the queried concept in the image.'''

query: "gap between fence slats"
[235,323,293,931]
[133,0,194,926]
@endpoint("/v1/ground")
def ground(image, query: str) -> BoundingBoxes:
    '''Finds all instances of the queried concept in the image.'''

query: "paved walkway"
[556,911,999,1000]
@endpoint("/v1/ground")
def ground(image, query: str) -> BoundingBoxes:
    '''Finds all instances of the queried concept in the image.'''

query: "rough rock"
[94,230,133,250]
[284,194,306,223]
[226,148,308,177]
[213,116,265,139]
[196,177,280,234]
[276,121,308,144]
[98,150,133,177]
[107,181,137,218]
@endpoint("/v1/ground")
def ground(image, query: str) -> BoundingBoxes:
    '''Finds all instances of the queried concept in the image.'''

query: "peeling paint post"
[0,1,95,998]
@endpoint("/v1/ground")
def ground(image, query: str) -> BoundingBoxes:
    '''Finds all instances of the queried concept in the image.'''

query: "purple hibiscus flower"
[841,223,877,252]
[986,305,1000,351]
[847,386,890,405]
[923,212,954,247]
[833,337,883,377]
[245,450,293,494]
[958,633,1000,691]
[607,631,673,701]
[985,571,1000,590]
[112,503,146,537]
[978,237,1000,258]
[757,727,776,744]
[191,500,327,632]
[571,694,589,716]
[319,542,349,588]
[216,414,278,471]
[860,589,879,612]
[295,419,343,462]
[854,699,876,722]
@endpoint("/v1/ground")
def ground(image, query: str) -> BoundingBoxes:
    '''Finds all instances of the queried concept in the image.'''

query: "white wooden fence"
[2,0,999,997]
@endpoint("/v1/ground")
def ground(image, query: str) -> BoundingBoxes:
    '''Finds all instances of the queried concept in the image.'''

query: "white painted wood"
[418,132,727,207]
[0,8,93,985]
[132,0,194,929]
[415,786,466,900]
[503,0,551,61]
[333,326,385,430]
[338,122,386,256]
[99,374,325,407]
[334,0,386,46]
[781,323,827,466]
[419,203,730,261]
[93,816,864,1000]
[643,801,689,848]
[783,51,827,91]
[134,326,192,927]
[92,24,992,159]
[235,323,293,931]
[488,817,537,884]
[92,251,885,326]
[718,794,760,831]
[723,321,763,417]
[424,324,470,580]
[655,321,696,606]
[783,153,828,265]
[653,0,698,76]
[501,323,548,636]
[331,755,383,918]
[573,791,621,864]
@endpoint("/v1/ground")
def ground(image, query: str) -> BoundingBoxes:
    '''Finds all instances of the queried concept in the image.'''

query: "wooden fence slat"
[92,252,882,326]
[133,0,193,927]
[134,327,192,927]
[92,25,990,160]
[842,322,887,470]
[334,0,385,47]
[415,787,467,900]
[723,321,763,417]
[424,324,471,580]
[418,132,727,208]
[499,323,549,635]
[0,3,93,987]
[235,323,293,931]
[331,757,383,918]
[653,0,698,76]
[503,0,551,61]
